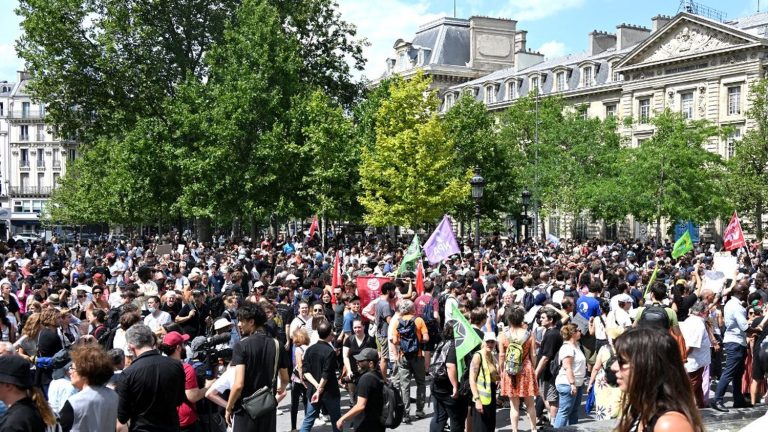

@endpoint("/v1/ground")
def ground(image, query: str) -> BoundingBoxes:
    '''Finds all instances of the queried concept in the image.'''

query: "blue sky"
[0,0,760,82]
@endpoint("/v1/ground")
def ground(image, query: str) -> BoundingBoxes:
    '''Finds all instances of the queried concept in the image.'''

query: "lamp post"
[521,187,531,241]
[469,167,485,250]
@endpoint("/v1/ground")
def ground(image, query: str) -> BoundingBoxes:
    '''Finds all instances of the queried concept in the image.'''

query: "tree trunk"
[196,218,211,244]
[249,217,257,244]
[757,200,765,251]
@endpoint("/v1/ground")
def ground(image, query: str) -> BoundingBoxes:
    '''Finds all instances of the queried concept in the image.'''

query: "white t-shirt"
[555,342,587,387]
[211,366,236,393]
[143,311,172,332]
[444,296,459,323]
[680,315,711,373]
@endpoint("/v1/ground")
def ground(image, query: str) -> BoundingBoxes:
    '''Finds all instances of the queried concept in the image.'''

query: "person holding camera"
[161,331,214,432]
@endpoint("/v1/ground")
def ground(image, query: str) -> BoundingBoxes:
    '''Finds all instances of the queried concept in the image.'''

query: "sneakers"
[415,410,426,420]
[402,415,412,424]
[315,416,327,426]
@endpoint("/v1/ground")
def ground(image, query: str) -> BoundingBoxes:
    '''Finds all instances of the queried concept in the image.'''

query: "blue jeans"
[300,388,342,432]
[554,383,583,427]
[715,342,747,405]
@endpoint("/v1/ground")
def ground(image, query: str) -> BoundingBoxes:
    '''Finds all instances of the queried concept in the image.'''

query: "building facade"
[0,71,78,238]
[422,11,768,242]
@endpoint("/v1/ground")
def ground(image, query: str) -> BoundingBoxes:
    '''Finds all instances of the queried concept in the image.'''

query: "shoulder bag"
[242,338,280,420]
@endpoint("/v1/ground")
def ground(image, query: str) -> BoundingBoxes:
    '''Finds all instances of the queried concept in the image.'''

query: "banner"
[546,234,560,247]
[356,276,391,309]
[451,303,482,378]
[672,230,693,259]
[397,234,421,275]
[307,215,319,240]
[724,212,746,251]
[331,251,342,304]
[423,215,461,265]
[714,251,738,278]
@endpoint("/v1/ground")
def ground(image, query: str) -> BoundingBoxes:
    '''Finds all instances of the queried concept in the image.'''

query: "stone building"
[0,71,78,238]
[435,11,768,242]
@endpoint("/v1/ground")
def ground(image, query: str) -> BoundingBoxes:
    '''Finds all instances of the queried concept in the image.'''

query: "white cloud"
[537,40,567,59]
[496,0,585,21]
[336,0,446,80]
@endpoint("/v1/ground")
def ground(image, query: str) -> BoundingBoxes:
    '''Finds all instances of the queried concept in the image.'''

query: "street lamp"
[469,167,485,250]
[521,187,531,241]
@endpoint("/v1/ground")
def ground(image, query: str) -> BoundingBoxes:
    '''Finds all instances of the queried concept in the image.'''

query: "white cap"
[286,274,299,282]
[483,332,497,343]
[214,318,233,331]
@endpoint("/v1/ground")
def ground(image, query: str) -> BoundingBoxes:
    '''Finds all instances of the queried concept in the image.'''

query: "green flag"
[397,235,421,275]
[672,230,694,259]
[643,265,659,299]
[451,303,482,378]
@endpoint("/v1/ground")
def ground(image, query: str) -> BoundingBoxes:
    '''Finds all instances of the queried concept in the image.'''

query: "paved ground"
[275,379,767,432]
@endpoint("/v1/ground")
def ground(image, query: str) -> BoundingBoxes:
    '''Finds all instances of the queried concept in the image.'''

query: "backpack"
[397,318,419,355]
[98,327,118,350]
[428,340,452,384]
[504,329,529,376]
[549,350,561,378]
[638,303,671,330]
[603,344,619,387]
[421,298,441,340]
[522,290,535,311]
[438,292,450,324]
[379,375,405,428]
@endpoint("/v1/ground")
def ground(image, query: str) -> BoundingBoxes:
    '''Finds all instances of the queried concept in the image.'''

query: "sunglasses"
[313,309,323,313]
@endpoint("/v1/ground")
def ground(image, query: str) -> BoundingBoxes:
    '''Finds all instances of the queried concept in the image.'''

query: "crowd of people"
[0,230,765,432]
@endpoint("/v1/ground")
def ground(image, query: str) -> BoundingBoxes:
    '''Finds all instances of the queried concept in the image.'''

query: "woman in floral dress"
[498,307,538,432]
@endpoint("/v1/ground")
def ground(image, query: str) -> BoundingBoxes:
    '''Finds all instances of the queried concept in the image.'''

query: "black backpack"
[437,292,450,325]
[522,290,535,311]
[378,374,405,428]
[421,298,441,339]
[428,340,452,384]
[638,303,671,330]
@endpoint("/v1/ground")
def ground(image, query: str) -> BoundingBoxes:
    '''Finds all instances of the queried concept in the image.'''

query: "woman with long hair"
[13,312,42,361]
[469,331,500,432]
[611,327,704,432]
[0,355,56,431]
[0,302,17,343]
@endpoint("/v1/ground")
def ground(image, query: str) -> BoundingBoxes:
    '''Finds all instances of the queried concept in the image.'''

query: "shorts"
[539,378,558,402]
[754,343,766,379]
[376,335,389,360]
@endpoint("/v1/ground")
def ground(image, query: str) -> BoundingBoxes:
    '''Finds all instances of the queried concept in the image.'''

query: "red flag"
[724,212,746,251]
[415,261,424,296]
[308,215,319,239]
[356,276,390,310]
[331,251,342,305]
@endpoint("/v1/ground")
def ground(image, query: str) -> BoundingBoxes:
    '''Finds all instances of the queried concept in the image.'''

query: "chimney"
[16,71,30,83]
[651,15,672,33]
[588,31,617,56]
[514,48,545,73]
[616,23,651,50]
[469,16,517,72]
[515,30,528,53]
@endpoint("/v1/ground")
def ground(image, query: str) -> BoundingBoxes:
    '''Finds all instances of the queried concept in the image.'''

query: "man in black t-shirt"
[176,290,211,338]
[337,348,385,432]
[301,320,342,432]
[226,303,289,432]
[0,355,46,432]
[429,337,467,432]
[534,308,563,422]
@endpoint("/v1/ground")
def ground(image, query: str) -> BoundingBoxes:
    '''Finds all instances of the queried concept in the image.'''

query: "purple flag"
[423,215,461,265]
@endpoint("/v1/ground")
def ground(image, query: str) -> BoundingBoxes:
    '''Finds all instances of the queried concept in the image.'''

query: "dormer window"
[398,52,408,71]
[530,76,540,94]
[582,66,594,87]
[507,81,518,100]
[555,72,567,92]
[485,85,496,104]
[444,93,455,111]
[609,62,622,82]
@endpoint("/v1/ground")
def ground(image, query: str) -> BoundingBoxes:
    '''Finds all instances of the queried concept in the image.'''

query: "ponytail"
[29,386,56,426]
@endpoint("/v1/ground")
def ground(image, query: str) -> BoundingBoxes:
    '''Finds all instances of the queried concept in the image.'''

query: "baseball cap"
[0,355,33,388]
[353,348,379,362]
[162,331,190,348]
[483,332,497,343]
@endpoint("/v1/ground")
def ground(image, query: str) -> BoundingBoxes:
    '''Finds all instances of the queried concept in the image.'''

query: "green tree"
[623,109,729,241]
[359,71,469,227]
[443,94,521,222]
[291,90,363,220]
[727,79,768,245]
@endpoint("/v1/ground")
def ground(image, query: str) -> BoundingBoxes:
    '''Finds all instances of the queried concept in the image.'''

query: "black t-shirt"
[302,341,340,397]
[333,303,346,333]
[343,334,376,376]
[356,371,386,432]
[676,293,698,322]
[231,333,289,408]
[178,303,210,338]
[539,327,564,381]
[161,301,182,320]
[323,303,335,326]
[0,397,46,432]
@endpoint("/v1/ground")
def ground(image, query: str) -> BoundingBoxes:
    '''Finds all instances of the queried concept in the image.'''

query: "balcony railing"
[10,186,53,196]
[6,110,44,120]
[52,160,61,170]
[36,133,45,142]
[19,135,29,141]
[19,160,30,171]
[36,160,45,169]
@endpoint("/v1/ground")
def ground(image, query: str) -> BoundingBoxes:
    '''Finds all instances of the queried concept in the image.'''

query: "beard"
[357,361,371,374]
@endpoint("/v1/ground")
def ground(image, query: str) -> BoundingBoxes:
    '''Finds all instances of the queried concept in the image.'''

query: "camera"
[191,333,232,379]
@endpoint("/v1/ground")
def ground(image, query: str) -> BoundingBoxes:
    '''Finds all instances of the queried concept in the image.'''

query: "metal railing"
[10,186,53,196]
[36,160,45,169]
[19,134,29,141]
[19,160,30,170]
[52,160,61,169]
[6,110,44,120]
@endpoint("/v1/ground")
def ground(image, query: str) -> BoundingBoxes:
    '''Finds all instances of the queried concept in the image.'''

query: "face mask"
[147,307,156,314]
